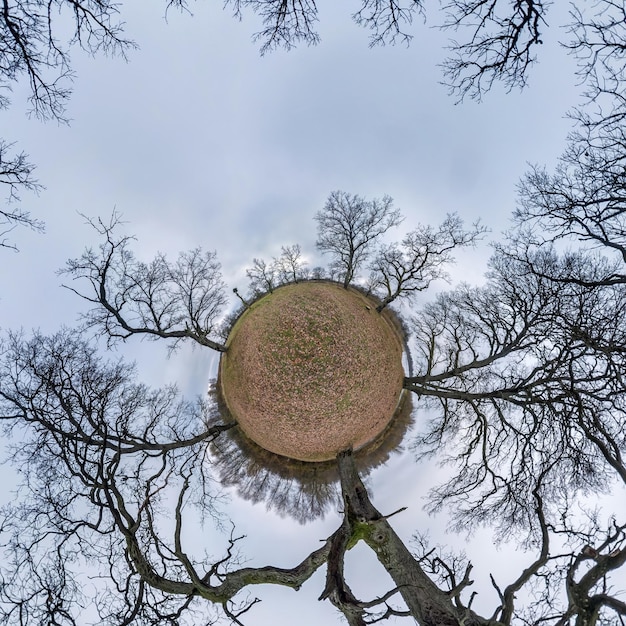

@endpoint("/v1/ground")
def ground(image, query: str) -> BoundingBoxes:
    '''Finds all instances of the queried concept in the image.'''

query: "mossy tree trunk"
[332,450,494,626]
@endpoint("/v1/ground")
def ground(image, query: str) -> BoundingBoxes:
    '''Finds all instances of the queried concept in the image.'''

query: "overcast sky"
[1,2,617,624]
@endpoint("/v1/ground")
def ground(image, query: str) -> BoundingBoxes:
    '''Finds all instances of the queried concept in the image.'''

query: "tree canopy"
[2,0,626,624]
[2,1,625,246]
[2,177,626,623]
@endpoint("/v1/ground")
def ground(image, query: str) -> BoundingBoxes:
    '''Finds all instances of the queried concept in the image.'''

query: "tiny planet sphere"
[219,282,405,462]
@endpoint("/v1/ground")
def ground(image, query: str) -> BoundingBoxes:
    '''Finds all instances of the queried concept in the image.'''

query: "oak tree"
[61,215,228,353]
[368,214,486,312]
[315,191,402,289]
[2,182,626,624]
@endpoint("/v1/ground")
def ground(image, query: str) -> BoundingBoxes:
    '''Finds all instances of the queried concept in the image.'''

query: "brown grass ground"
[219,281,405,462]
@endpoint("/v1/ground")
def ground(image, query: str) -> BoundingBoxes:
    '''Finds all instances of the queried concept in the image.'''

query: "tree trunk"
[375,291,398,313]
[336,450,492,626]
[343,269,353,289]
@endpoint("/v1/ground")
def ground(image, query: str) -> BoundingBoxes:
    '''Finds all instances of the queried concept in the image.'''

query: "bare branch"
[440,0,550,101]
[0,140,43,249]
[369,213,487,311]
[61,214,228,352]
[352,0,424,47]
[0,0,135,121]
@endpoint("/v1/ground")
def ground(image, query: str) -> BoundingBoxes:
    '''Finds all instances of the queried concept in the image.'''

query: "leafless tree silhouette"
[368,214,486,311]
[0,140,43,249]
[61,215,228,353]
[315,191,403,289]
[1,183,626,623]
[0,0,135,247]
[246,244,309,296]
[3,2,619,248]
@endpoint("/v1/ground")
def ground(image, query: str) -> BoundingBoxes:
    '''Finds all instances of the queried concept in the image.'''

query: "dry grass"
[219,281,405,462]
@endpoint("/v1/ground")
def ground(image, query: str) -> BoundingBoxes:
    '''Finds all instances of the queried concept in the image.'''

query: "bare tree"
[3,2,620,251]
[315,191,403,289]
[246,257,278,295]
[4,0,626,620]
[0,0,133,122]
[246,245,309,296]
[274,244,309,284]
[0,0,135,247]
[514,120,626,287]
[2,314,624,625]
[404,241,626,624]
[565,1,626,128]
[0,217,625,625]
[215,0,546,99]
[0,140,43,250]
[439,0,549,101]
[495,32,626,311]
[0,328,465,625]
[61,215,228,352]
[368,214,487,311]
[223,0,321,53]
[2,182,622,626]
[388,23,626,616]
[2,196,626,625]
[210,2,616,104]
[310,265,327,280]
[221,0,426,53]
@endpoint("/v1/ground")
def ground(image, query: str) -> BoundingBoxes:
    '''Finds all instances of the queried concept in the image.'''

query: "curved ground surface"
[219,281,405,462]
